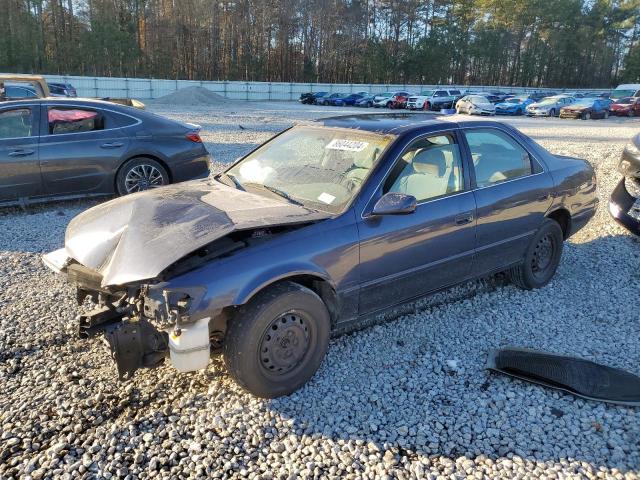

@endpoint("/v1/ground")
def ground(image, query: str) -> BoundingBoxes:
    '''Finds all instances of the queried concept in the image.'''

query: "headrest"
[412,147,447,176]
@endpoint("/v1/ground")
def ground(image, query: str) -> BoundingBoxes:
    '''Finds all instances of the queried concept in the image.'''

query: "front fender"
[234,262,335,306]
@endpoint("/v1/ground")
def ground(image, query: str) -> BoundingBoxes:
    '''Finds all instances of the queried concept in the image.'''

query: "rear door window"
[0,108,33,139]
[46,107,106,135]
[464,129,533,187]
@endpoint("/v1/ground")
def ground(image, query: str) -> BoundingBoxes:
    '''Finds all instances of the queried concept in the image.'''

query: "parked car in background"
[609,97,640,117]
[495,95,535,115]
[48,82,77,97]
[3,85,38,99]
[526,95,575,117]
[487,91,511,102]
[312,92,332,105]
[456,95,496,115]
[325,93,350,106]
[332,93,364,106]
[559,98,610,120]
[609,134,640,235]
[43,113,598,397]
[611,84,640,100]
[0,98,211,205]
[355,94,376,107]
[299,92,328,104]
[373,91,411,108]
[407,89,462,111]
[319,93,351,106]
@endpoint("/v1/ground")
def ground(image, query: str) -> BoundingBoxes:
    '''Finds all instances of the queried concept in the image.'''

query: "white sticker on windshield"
[326,139,369,152]
[317,192,336,204]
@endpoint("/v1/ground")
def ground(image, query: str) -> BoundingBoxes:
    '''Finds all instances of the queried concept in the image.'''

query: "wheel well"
[114,154,173,191]
[248,276,339,326]
[546,208,571,239]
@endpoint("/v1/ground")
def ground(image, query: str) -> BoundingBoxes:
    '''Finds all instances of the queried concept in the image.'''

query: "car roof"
[0,97,133,111]
[315,113,454,134]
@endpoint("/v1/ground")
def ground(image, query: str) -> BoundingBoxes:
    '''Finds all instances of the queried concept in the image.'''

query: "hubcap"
[531,233,554,278]
[124,164,165,193]
[259,312,310,375]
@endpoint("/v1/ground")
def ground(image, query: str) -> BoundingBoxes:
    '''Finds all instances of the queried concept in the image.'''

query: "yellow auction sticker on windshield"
[325,139,369,152]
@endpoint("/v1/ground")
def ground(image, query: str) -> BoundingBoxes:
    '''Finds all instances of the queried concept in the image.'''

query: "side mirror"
[370,192,417,216]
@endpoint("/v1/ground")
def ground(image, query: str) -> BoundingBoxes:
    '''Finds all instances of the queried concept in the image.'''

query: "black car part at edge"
[487,348,640,406]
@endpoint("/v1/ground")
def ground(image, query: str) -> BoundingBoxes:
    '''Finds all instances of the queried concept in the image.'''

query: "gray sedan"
[0,98,211,205]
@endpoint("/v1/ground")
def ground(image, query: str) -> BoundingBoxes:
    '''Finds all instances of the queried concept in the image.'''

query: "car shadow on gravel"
[261,234,640,473]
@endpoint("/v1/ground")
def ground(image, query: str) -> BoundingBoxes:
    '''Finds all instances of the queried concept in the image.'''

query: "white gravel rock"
[0,103,639,479]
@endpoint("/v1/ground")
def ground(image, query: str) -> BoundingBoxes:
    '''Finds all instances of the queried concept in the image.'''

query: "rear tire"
[508,218,563,290]
[549,108,556,117]
[604,110,609,119]
[224,282,331,398]
[116,157,169,196]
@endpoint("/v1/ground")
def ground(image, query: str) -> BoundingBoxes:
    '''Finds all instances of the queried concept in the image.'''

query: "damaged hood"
[64,180,331,286]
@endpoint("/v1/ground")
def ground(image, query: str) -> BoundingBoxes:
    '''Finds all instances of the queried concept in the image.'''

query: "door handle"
[8,149,35,157]
[100,142,124,149]
[455,212,474,225]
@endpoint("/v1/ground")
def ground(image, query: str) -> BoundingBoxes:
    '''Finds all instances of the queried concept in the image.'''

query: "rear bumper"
[172,153,211,183]
[609,178,640,236]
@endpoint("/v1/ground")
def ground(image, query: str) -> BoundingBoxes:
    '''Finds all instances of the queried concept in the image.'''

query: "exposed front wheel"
[582,112,591,120]
[516,108,523,116]
[224,282,331,398]
[116,157,169,195]
[603,111,609,119]
[508,218,564,290]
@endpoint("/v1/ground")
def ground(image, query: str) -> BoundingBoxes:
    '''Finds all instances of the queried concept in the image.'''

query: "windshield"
[575,98,596,106]
[378,92,393,97]
[538,97,562,105]
[504,98,521,104]
[225,126,394,214]
[470,96,487,103]
[616,97,634,104]
[420,90,435,96]
[613,89,637,98]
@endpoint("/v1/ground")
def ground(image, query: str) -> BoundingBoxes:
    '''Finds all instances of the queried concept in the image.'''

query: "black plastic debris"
[487,348,640,406]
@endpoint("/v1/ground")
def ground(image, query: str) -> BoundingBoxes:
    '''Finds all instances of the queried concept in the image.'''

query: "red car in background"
[390,92,412,109]
[610,97,640,117]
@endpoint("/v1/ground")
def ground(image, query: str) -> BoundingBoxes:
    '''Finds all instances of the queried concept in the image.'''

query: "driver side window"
[384,133,465,203]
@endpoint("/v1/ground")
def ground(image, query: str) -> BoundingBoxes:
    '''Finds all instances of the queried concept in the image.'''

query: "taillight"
[186,131,202,143]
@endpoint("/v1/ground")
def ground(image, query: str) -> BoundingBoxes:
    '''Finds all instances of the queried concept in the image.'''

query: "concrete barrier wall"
[18,73,609,101]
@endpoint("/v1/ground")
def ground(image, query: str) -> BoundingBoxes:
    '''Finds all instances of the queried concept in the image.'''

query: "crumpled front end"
[43,178,331,379]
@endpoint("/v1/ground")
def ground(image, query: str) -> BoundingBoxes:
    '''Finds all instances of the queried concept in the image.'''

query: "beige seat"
[390,147,452,201]
[342,155,374,188]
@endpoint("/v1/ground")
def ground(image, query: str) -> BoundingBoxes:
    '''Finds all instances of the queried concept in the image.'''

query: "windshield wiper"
[215,172,245,191]
[243,183,303,206]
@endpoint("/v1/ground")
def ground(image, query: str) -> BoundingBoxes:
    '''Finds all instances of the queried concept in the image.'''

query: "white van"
[611,84,640,100]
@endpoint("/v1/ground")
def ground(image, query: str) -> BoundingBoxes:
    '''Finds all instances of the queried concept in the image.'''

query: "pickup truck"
[406,89,463,111]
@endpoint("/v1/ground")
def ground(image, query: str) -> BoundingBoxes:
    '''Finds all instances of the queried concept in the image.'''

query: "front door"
[461,127,554,276]
[38,104,129,195]
[0,105,41,202]
[357,131,477,314]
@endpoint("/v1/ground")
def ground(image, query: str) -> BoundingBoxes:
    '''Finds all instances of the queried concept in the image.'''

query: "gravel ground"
[1,103,639,479]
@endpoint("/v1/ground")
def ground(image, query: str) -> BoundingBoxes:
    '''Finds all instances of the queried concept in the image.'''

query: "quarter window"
[0,108,33,139]
[464,129,532,187]
[385,134,464,203]
[47,107,105,135]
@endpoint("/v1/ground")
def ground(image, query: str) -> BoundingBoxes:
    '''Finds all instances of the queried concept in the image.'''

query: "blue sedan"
[44,114,598,397]
[332,93,364,106]
[495,96,535,115]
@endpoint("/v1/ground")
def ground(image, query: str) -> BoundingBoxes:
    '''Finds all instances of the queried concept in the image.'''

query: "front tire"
[549,108,556,117]
[224,282,331,398]
[508,218,564,290]
[116,157,169,195]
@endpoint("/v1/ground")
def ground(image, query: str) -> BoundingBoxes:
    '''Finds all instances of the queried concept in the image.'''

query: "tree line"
[3,0,640,88]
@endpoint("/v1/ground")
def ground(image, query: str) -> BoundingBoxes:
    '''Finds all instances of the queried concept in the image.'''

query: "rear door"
[0,104,41,201]
[38,103,130,195]
[460,127,553,276]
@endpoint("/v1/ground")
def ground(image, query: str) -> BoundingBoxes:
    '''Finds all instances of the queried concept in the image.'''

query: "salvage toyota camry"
[43,114,598,398]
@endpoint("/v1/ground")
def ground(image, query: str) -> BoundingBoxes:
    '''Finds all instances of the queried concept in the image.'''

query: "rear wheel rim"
[124,164,164,193]
[531,233,555,280]
[259,312,311,376]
